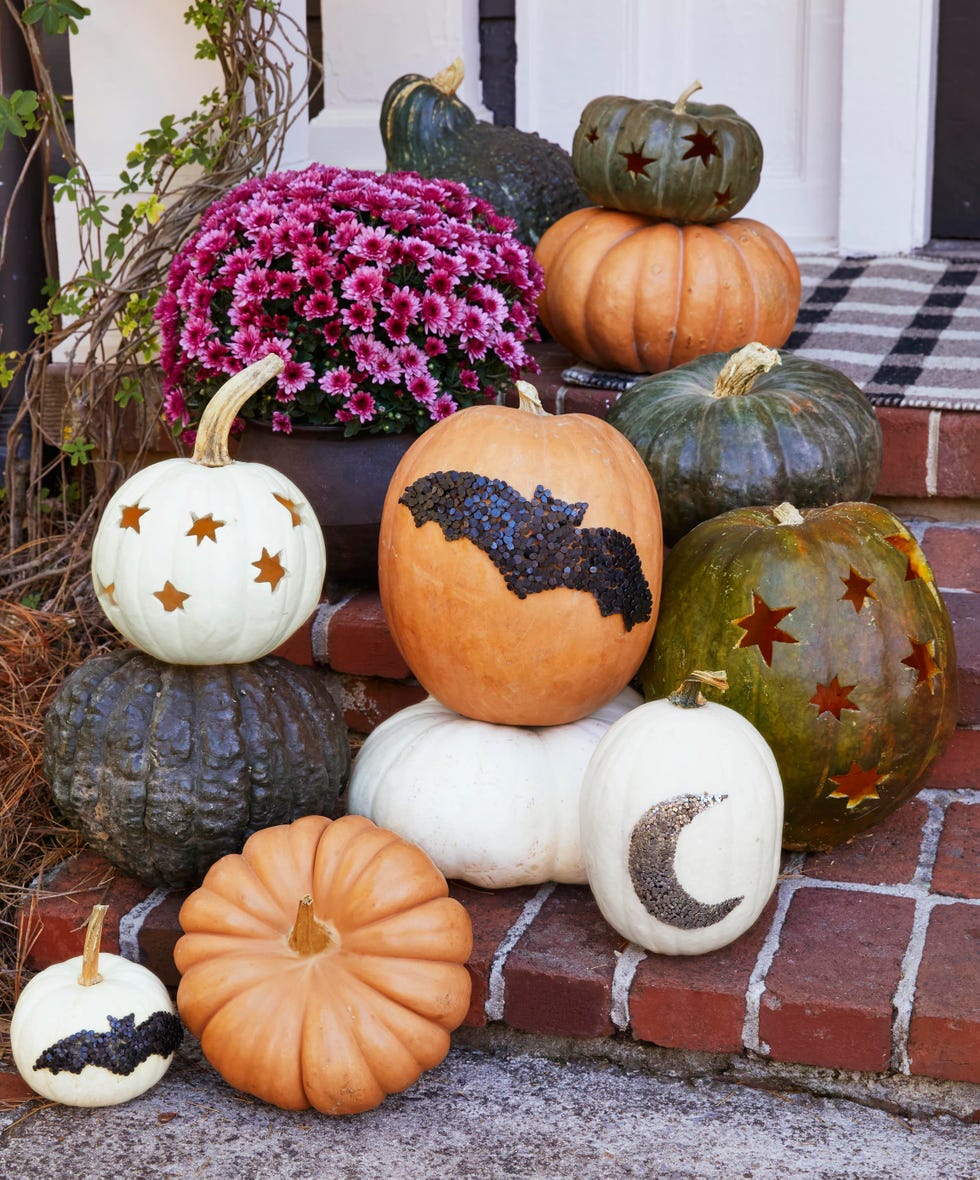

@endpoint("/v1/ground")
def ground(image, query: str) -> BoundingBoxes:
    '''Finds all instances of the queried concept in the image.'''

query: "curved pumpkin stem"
[713,342,781,398]
[672,80,703,114]
[668,669,728,709]
[430,57,464,96]
[191,354,285,469]
[78,903,108,987]
[773,502,805,527]
[288,896,336,956]
[515,380,550,417]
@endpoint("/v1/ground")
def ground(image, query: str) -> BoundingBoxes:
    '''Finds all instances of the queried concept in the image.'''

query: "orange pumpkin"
[378,382,663,726]
[173,814,473,1115]
[534,207,801,373]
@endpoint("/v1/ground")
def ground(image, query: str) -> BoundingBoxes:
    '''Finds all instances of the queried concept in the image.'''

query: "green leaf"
[22,1,91,36]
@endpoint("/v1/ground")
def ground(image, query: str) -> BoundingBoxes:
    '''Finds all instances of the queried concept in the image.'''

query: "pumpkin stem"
[288,895,335,956]
[430,57,464,96]
[713,343,781,398]
[673,80,703,114]
[773,502,805,526]
[191,354,286,468]
[515,380,550,417]
[668,669,728,709]
[78,903,108,987]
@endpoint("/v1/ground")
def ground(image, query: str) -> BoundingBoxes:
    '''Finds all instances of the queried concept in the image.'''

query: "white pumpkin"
[348,687,642,887]
[91,355,326,664]
[10,905,182,1107]
[580,672,783,955]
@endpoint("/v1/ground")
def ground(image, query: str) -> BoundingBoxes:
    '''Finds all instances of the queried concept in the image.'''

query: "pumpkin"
[580,672,783,956]
[380,58,589,246]
[572,81,763,223]
[606,343,884,545]
[378,381,662,726]
[348,687,641,888]
[534,207,800,374]
[43,650,350,889]
[10,905,182,1107]
[173,814,473,1115]
[91,355,326,665]
[642,502,958,849]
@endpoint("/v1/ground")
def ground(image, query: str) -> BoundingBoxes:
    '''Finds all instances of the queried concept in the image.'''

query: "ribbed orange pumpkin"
[534,207,801,373]
[378,383,663,726]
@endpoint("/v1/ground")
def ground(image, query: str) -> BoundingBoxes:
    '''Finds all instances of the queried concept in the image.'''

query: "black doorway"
[931,0,980,240]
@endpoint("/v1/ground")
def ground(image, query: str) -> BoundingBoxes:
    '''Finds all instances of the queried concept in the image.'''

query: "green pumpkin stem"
[713,342,781,398]
[516,380,550,417]
[191,354,286,469]
[288,895,335,956]
[430,57,464,96]
[773,502,805,526]
[669,669,728,709]
[673,79,704,114]
[78,904,108,987]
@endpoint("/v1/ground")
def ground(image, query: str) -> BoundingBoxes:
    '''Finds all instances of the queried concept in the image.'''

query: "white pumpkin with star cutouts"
[91,355,326,664]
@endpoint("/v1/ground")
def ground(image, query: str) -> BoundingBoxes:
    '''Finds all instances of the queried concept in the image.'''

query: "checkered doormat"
[561,253,980,412]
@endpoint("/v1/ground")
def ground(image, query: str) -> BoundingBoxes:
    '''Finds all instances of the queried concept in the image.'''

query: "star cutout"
[620,143,657,177]
[901,636,941,693]
[810,675,859,720]
[734,593,798,666]
[884,534,930,582]
[712,186,733,211]
[585,126,599,144]
[840,567,877,613]
[828,762,885,809]
[99,581,118,606]
[153,581,190,612]
[186,513,225,545]
[273,493,303,527]
[681,125,720,166]
[119,503,149,533]
[253,548,286,591]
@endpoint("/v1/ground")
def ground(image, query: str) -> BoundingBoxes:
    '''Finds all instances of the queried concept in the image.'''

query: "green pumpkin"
[607,343,883,545]
[572,81,763,223]
[380,58,589,246]
[43,651,350,888]
[641,502,957,850]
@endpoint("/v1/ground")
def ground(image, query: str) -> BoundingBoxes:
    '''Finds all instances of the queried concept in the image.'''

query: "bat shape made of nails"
[33,1010,184,1077]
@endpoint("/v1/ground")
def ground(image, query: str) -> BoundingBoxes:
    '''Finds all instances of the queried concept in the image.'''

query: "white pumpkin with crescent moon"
[580,672,783,955]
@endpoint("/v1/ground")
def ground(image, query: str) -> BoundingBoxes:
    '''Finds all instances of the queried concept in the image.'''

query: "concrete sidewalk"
[1,1030,976,1180]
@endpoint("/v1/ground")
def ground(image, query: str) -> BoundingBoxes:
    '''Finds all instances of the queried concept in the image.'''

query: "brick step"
[23,785,979,1086]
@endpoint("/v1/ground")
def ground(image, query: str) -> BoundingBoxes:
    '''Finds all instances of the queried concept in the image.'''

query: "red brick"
[908,902,980,1083]
[0,1070,38,1105]
[139,891,186,990]
[926,725,980,790]
[450,883,541,1028]
[759,887,915,1072]
[272,613,316,667]
[503,885,623,1038]
[324,671,427,733]
[946,591,979,727]
[936,411,980,499]
[801,799,927,887]
[562,384,622,419]
[931,802,980,899]
[875,407,930,498]
[326,591,411,679]
[629,895,778,1054]
[921,524,980,593]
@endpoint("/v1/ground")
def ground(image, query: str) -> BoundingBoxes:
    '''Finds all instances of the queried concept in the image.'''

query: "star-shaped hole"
[253,548,286,591]
[619,143,657,178]
[681,125,720,166]
[734,593,798,666]
[828,762,886,809]
[712,186,733,211]
[840,567,877,613]
[186,513,226,545]
[884,534,930,582]
[901,636,941,693]
[153,581,190,612]
[119,503,149,533]
[273,493,303,527]
[585,126,599,144]
[810,675,860,720]
[99,581,118,607]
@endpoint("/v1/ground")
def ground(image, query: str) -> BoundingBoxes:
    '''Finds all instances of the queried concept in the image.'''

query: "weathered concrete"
[1,1030,977,1180]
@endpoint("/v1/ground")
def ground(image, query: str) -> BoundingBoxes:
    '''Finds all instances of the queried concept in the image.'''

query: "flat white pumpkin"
[10,906,182,1107]
[348,687,642,887]
[91,356,326,664]
[580,673,783,955]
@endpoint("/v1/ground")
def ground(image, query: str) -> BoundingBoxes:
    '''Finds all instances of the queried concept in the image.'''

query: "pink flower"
[279,358,315,397]
[271,411,293,433]
[319,366,357,396]
[346,390,377,422]
[340,265,384,303]
[430,394,458,420]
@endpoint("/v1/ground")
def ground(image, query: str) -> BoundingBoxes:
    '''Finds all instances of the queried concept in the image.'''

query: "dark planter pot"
[236,421,416,587]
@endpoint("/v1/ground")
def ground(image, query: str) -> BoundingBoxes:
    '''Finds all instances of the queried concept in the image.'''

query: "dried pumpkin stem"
[673,79,703,113]
[668,669,728,709]
[288,896,335,956]
[430,57,464,95]
[191,354,286,469]
[515,380,550,417]
[773,502,805,526]
[713,343,781,398]
[78,903,108,987]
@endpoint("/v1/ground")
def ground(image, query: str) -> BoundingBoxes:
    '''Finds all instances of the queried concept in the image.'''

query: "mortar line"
[485,883,555,1023]
[610,943,647,1031]
[742,876,804,1055]
[117,888,170,963]
[309,593,355,666]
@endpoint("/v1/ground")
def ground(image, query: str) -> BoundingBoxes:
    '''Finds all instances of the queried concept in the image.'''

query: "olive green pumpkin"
[607,343,884,545]
[572,81,763,223]
[641,502,957,850]
[43,651,350,888]
[380,58,589,246]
